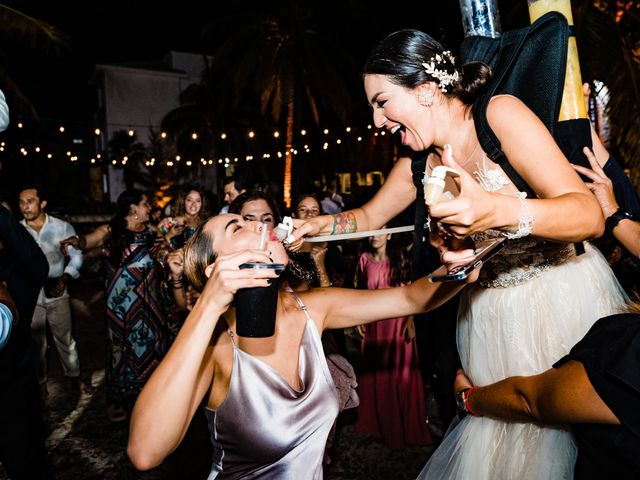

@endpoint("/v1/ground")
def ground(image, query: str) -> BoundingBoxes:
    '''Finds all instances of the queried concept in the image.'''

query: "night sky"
[8,0,492,124]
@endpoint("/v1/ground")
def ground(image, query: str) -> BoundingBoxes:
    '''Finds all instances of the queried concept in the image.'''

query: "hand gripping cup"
[234,263,284,337]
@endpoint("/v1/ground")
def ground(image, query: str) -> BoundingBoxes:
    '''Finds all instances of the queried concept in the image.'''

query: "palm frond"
[575,1,640,189]
[0,5,69,56]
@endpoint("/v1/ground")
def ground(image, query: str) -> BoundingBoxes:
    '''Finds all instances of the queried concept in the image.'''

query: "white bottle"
[274,216,295,243]
[423,166,459,206]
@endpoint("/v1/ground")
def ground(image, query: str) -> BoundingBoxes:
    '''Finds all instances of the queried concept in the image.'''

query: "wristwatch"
[455,388,471,415]
[605,208,634,235]
[455,386,483,417]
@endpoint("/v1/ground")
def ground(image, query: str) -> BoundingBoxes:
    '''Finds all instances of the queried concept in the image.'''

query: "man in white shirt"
[219,175,248,214]
[19,184,85,398]
[320,186,344,214]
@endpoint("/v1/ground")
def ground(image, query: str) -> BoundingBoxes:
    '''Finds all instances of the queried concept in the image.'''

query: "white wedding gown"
[417,237,628,479]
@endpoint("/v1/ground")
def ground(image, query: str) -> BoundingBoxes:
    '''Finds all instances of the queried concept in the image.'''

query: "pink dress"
[354,253,432,450]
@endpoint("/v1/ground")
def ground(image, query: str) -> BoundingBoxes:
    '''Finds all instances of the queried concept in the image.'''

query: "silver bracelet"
[505,194,534,239]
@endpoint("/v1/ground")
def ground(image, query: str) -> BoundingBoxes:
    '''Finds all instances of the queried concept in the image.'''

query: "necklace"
[425,139,480,177]
[458,139,481,168]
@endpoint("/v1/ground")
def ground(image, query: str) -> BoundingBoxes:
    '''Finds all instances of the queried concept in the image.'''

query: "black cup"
[234,263,284,338]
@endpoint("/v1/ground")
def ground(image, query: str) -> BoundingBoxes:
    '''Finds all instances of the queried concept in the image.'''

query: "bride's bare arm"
[289,157,417,241]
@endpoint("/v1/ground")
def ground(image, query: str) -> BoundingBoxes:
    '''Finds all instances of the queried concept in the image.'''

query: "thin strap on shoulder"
[291,292,313,322]
[226,327,237,347]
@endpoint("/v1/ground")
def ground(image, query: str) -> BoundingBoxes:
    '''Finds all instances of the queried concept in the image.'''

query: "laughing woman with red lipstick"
[290,29,628,479]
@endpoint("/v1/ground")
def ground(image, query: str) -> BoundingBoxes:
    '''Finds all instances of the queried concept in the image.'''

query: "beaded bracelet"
[505,194,534,239]
[465,386,483,417]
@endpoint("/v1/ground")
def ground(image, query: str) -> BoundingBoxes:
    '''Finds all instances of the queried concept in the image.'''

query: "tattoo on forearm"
[330,212,357,235]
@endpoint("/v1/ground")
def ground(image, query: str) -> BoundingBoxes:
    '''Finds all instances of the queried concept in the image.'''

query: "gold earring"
[419,90,433,107]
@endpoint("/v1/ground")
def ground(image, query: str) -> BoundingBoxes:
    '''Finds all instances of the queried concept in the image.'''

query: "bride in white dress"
[289,29,628,479]
[418,162,627,479]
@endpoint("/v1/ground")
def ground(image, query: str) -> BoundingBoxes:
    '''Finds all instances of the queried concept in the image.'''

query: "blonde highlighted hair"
[183,221,217,292]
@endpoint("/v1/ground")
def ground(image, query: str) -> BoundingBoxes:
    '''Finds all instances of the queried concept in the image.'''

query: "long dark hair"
[360,220,412,287]
[363,29,491,106]
[106,189,151,265]
[171,184,211,221]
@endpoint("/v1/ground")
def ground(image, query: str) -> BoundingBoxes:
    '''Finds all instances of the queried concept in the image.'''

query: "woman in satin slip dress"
[127,213,477,479]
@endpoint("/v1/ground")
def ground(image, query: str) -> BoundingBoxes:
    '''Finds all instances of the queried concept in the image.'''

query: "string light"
[0,117,395,168]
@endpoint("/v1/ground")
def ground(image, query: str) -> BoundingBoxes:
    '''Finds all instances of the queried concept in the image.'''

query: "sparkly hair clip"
[422,51,459,93]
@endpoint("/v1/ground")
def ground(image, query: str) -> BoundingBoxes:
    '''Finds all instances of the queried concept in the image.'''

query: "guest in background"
[61,190,170,422]
[157,185,211,251]
[229,190,280,230]
[320,185,344,214]
[354,225,432,450]
[19,184,86,402]
[0,205,51,479]
[219,175,248,214]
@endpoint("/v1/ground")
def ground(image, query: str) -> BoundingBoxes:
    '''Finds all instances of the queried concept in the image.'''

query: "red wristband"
[465,386,483,417]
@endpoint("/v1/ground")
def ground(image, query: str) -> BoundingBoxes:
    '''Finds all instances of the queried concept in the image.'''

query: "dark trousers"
[0,370,53,479]
[414,295,461,427]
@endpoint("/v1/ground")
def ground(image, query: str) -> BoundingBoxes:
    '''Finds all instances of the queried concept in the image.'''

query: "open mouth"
[390,125,401,134]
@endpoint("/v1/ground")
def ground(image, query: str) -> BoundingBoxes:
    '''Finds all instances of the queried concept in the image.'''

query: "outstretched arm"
[289,157,417,245]
[454,362,619,425]
[303,267,472,332]
[429,96,604,242]
[61,224,111,254]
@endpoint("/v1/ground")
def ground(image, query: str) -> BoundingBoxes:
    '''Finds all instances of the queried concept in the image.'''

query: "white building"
[92,51,216,202]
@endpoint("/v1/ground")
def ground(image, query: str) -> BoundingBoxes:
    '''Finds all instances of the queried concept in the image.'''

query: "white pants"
[31,288,80,383]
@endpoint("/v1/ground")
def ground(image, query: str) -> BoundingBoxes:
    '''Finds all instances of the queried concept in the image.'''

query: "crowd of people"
[0,21,639,480]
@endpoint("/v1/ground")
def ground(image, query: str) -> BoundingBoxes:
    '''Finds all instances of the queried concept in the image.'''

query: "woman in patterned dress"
[62,189,170,422]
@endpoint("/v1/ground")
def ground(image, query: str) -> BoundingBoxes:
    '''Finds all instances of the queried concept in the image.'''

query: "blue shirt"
[0,303,12,350]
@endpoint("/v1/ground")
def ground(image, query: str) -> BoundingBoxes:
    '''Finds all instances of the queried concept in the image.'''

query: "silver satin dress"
[205,294,340,479]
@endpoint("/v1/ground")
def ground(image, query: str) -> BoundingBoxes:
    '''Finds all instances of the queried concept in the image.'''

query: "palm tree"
[201,0,358,207]
[0,4,68,119]
[575,0,640,189]
[161,65,217,164]
[106,130,148,190]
